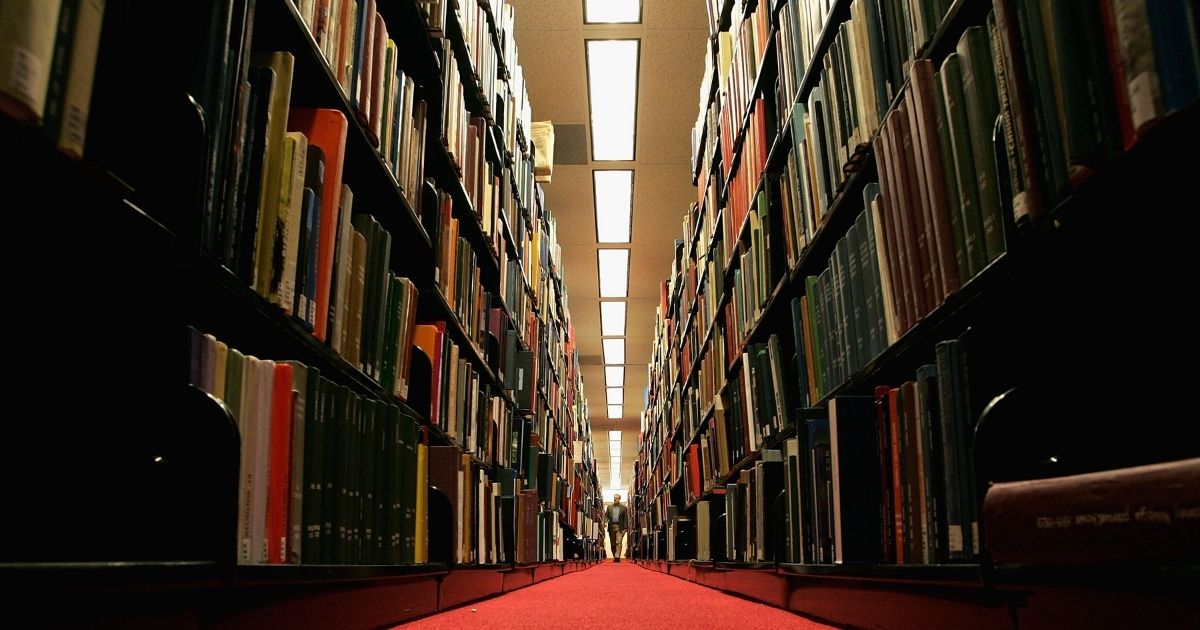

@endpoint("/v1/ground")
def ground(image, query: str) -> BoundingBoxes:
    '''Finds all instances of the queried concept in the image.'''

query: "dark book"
[806,417,832,564]
[829,396,883,564]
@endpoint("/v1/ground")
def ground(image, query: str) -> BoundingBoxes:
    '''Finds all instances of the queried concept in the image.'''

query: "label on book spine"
[7,48,43,108]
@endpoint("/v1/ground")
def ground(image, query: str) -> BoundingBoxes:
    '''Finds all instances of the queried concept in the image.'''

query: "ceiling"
[510,0,709,491]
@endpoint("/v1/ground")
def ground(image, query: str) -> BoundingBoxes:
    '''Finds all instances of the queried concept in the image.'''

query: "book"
[0,1,63,122]
[43,0,104,158]
[287,108,349,343]
[984,458,1200,565]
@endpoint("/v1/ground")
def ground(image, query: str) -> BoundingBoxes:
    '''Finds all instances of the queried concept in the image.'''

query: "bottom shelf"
[635,559,1199,630]
[6,559,603,629]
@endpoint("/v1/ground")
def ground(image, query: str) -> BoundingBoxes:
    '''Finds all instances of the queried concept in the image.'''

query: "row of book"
[655,2,1015,464]
[720,98,771,250]
[189,328,430,566]
[189,324,589,565]
[716,1,773,175]
[636,0,975,563]
[234,0,603,560]
[435,0,536,209]
[208,47,427,357]
[2,0,609,566]
[701,0,974,207]
[651,332,978,566]
[453,0,502,118]
[292,2,431,203]
[995,0,1200,224]
[438,0,603,555]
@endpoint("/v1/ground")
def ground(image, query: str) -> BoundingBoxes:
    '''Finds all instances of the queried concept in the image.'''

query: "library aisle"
[395,562,833,629]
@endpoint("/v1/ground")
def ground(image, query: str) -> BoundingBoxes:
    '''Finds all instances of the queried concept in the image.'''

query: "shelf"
[187,252,428,409]
[4,86,488,477]
[719,30,779,206]
[678,402,713,451]
[419,285,513,408]
[713,561,777,571]
[764,99,797,172]
[235,562,450,585]
[815,250,1008,405]
[476,0,511,80]
[425,135,503,284]
[681,304,725,393]
[444,4,496,122]
[809,99,1200,405]
[382,0,446,94]
[921,0,992,67]
[704,0,992,396]
[988,564,1200,590]
[776,562,982,585]
[687,423,797,511]
[0,561,225,591]
[11,0,602,621]
[687,203,706,259]
[791,0,852,117]
[485,123,506,166]
[717,0,736,31]
[425,420,499,473]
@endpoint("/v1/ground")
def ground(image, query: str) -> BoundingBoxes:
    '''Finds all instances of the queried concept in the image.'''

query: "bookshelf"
[636,0,1199,627]
[1,0,603,627]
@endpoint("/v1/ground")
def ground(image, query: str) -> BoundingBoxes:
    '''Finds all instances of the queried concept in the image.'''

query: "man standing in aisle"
[606,494,628,561]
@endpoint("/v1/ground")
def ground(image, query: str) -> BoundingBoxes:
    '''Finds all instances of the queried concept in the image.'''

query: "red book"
[267,362,295,564]
[1098,0,1136,150]
[874,386,895,564]
[287,108,348,342]
[888,387,904,564]
[985,459,1200,565]
[687,444,703,502]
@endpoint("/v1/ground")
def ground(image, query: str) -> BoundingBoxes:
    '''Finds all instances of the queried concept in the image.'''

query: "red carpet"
[393,561,834,629]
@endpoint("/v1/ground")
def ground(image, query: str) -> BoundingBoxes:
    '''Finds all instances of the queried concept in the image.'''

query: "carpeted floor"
[393,561,835,629]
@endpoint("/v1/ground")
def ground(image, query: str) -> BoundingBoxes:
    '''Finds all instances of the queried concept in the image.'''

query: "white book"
[238,356,260,564]
[251,359,276,563]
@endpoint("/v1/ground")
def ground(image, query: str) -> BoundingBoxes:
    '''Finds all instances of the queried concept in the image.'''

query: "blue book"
[1145,0,1200,112]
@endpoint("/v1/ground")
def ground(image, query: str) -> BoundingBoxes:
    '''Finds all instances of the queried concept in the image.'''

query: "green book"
[957,27,1006,263]
[931,70,969,282]
[1013,0,1068,202]
[939,54,988,277]
[804,275,827,397]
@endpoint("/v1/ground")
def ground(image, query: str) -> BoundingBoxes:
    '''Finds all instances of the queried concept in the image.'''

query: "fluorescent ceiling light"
[586,40,639,161]
[594,170,633,243]
[609,430,622,440]
[603,338,625,365]
[605,366,624,388]
[606,387,623,406]
[608,404,622,419]
[598,249,630,298]
[600,301,627,336]
[585,0,641,23]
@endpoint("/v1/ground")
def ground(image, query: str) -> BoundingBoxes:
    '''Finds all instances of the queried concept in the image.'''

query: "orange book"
[287,108,348,342]
[267,362,295,564]
[412,322,446,426]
